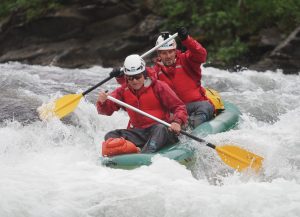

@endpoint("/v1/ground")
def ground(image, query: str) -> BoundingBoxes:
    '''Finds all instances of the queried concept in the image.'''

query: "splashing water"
[0,62,299,217]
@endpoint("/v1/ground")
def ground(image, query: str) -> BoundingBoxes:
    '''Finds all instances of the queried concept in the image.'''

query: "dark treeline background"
[158,0,300,66]
[1,0,300,72]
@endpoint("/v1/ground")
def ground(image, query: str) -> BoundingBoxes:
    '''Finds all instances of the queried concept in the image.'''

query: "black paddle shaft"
[82,76,114,96]
[180,130,216,149]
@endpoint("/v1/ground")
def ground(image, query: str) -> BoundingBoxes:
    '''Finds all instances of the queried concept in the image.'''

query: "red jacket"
[152,36,209,103]
[96,78,187,129]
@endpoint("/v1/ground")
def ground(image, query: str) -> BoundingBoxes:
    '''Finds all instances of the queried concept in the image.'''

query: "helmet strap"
[142,70,147,78]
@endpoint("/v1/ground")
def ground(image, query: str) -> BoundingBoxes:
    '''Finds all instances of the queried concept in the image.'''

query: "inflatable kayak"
[100,101,240,169]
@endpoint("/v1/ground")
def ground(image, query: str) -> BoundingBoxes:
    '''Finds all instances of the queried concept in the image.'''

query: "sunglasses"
[126,73,143,81]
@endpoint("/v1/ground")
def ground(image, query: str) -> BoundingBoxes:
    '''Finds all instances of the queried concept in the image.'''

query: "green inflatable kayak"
[100,101,240,169]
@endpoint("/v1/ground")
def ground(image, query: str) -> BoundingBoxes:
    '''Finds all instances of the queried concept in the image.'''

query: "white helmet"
[123,54,146,75]
[156,32,177,51]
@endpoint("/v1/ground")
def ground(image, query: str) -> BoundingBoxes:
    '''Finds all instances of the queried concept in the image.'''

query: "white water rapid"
[0,62,299,217]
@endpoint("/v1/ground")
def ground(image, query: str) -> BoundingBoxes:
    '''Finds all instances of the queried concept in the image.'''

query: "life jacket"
[204,88,225,115]
[122,84,168,128]
[157,63,207,103]
[102,137,140,156]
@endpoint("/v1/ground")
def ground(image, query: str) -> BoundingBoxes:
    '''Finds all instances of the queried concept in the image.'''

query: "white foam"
[0,63,300,217]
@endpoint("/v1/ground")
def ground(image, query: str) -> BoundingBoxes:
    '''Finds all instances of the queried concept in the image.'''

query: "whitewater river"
[0,62,299,217]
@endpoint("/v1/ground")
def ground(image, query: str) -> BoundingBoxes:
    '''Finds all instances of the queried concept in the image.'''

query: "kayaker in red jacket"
[151,27,214,128]
[97,54,188,156]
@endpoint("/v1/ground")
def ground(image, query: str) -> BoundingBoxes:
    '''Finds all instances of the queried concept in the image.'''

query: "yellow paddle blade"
[215,145,264,172]
[38,93,83,121]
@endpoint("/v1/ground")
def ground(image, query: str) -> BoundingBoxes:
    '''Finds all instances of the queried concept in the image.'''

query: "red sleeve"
[96,87,124,115]
[178,36,207,81]
[153,80,188,125]
[181,35,207,64]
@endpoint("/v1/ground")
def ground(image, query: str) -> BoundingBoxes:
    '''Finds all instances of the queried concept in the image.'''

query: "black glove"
[161,31,170,40]
[177,26,188,41]
[109,67,123,77]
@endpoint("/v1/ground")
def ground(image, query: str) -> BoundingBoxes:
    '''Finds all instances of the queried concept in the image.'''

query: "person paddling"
[96,54,187,156]
[151,27,215,128]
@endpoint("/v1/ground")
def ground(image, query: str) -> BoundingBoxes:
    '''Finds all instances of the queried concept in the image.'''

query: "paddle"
[106,95,264,172]
[38,33,179,120]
